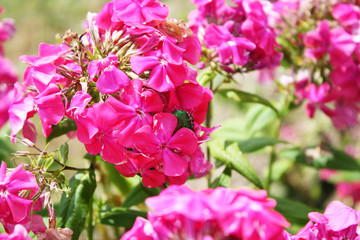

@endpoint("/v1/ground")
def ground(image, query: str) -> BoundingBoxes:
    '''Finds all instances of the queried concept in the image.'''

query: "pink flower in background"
[204,23,256,66]
[122,185,290,240]
[0,11,17,130]
[304,20,331,59]
[292,201,360,240]
[0,224,32,240]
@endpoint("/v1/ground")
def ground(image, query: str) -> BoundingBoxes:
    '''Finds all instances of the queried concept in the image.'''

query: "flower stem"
[206,80,213,187]
[266,146,276,194]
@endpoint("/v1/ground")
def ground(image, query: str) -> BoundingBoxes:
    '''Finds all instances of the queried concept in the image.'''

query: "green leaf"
[44,156,54,171]
[326,171,360,183]
[46,118,77,143]
[99,206,147,228]
[210,166,232,188]
[212,117,247,141]
[245,106,278,136]
[102,160,137,196]
[208,140,263,189]
[59,143,69,164]
[217,89,279,116]
[279,146,360,171]
[198,70,216,86]
[57,170,96,240]
[237,137,285,153]
[273,196,317,227]
[122,182,161,209]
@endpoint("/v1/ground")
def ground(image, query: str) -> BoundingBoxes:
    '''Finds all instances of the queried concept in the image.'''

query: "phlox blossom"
[292,201,360,240]
[122,185,290,240]
[0,224,32,240]
[0,162,39,225]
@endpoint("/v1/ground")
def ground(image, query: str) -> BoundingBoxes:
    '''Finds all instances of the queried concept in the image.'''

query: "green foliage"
[208,140,263,189]
[58,170,97,240]
[122,182,161,209]
[46,118,77,143]
[210,166,232,188]
[217,89,279,116]
[198,70,216,86]
[99,207,147,228]
[279,146,360,171]
[101,160,137,196]
[236,137,285,153]
[59,143,69,165]
[273,196,318,230]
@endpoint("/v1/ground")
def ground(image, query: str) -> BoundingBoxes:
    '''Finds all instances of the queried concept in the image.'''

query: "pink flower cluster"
[0,162,46,237]
[273,1,360,129]
[0,7,17,129]
[292,201,360,240]
[122,185,290,240]
[10,0,215,187]
[189,0,282,72]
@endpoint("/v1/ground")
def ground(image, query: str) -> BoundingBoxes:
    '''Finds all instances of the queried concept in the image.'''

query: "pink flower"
[108,79,163,147]
[241,1,278,55]
[122,186,290,240]
[0,162,39,223]
[19,43,69,92]
[112,0,169,25]
[332,3,360,29]
[204,23,256,66]
[133,113,198,177]
[292,201,360,240]
[96,65,130,94]
[34,83,65,137]
[131,50,188,92]
[76,98,125,164]
[304,21,331,59]
[8,84,36,142]
[0,224,32,240]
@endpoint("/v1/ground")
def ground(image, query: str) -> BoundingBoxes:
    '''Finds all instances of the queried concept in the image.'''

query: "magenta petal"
[101,137,126,164]
[6,193,33,222]
[0,161,7,182]
[141,90,164,113]
[147,65,173,92]
[97,66,130,94]
[142,169,166,188]
[176,83,203,110]
[85,139,103,155]
[167,128,197,155]
[142,4,169,22]
[134,125,161,155]
[9,95,35,141]
[153,113,178,142]
[130,55,159,74]
[324,200,359,232]
[162,149,188,176]
[165,63,187,87]
[162,38,185,65]
[22,120,37,144]
[35,84,65,126]
[76,116,98,144]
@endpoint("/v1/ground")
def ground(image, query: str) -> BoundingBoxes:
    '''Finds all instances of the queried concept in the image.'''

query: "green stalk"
[206,80,214,187]
[266,146,277,193]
